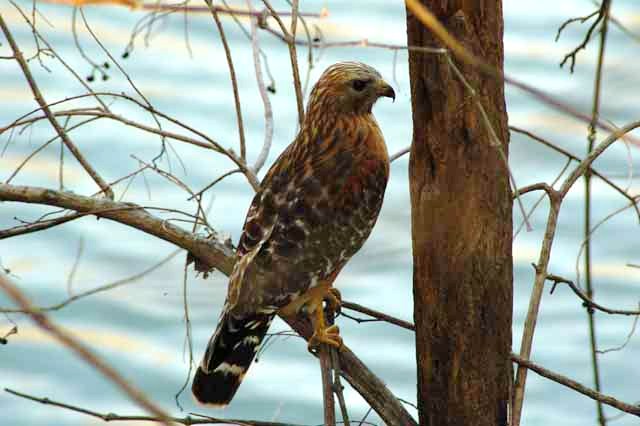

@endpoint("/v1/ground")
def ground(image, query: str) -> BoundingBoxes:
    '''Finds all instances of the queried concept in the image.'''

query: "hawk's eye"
[352,79,367,91]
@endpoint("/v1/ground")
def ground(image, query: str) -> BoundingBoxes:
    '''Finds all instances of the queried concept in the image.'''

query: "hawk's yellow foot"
[309,324,343,352]
[324,287,342,315]
[278,283,344,352]
[307,288,343,352]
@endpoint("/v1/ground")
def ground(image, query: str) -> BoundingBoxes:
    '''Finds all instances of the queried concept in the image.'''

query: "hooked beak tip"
[382,84,396,102]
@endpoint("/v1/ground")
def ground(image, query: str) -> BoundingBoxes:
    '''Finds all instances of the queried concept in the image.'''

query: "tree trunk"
[406,2,512,425]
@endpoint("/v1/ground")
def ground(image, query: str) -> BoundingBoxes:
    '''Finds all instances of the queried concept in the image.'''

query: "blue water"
[1,1,639,425]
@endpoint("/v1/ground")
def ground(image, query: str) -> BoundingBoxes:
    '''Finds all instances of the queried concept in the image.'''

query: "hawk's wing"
[225,128,356,313]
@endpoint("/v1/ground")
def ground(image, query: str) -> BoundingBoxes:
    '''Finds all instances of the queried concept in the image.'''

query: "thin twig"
[0,13,113,199]
[9,0,110,112]
[556,2,609,73]
[318,304,337,426]
[341,301,414,331]
[510,354,640,417]
[597,311,640,354]
[0,250,181,314]
[175,199,206,410]
[583,3,611,423]
[188,169,241,201]
[205,0,247,161]
[78,8,170,166]
[5,116,101,185]
[261,26,445,54]
[515,183,558,199]
[331,349,350,426]
[514,160,572,238]
[262,0,304,126]
[575,197,640,288]
[545,272,640,316]
[246,1,274,174]
[288,0,304,125]
[5,388,303,425]
[287,0,313,101]
[66,236,84,296]
[390,146,410,162]
[4,102,260,191]
[139,2,321,18]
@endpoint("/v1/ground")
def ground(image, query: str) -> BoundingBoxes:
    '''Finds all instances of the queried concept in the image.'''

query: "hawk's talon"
[324,288,342,315]
[308,324,343,352]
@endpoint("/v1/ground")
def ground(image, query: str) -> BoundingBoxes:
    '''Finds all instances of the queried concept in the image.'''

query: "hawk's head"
[306,62,395,116]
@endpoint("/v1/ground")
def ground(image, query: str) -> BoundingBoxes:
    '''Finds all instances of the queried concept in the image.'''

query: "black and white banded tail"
[192,311,274,406]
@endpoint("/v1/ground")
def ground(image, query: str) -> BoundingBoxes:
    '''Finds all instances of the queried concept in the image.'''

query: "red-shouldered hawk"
[192,62,394,406]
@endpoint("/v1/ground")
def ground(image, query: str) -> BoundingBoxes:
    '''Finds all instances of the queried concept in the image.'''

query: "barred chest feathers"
[230,113,390,314]
[264,114,389,282]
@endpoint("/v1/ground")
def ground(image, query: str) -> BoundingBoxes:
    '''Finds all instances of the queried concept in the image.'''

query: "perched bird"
[192,61,394,406]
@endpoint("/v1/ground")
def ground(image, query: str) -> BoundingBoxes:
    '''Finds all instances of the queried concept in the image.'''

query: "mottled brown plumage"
[193,62,394,406]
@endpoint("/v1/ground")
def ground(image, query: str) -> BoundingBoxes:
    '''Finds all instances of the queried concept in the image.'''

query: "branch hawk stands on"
[193,62,395,406]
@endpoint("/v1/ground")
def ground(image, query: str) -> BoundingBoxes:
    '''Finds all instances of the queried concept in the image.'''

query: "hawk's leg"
[278,284,343,351]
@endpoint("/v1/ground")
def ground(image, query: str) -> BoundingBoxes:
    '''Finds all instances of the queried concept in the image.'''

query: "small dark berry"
[122,51,130,59]
[103,62,110,69]
[267,85,276,94]
[102,74,109,81]
[86,75,95,82]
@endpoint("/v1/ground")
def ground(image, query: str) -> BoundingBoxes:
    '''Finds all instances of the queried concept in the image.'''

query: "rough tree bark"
[406,2,513,425]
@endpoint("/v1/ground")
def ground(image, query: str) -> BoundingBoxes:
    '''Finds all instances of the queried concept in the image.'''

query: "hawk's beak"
[377,81,396,102]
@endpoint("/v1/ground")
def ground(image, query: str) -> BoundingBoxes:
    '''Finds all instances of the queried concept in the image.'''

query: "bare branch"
[341,301,414,331]
[556,1,610,73]
[546,272,640,316]
[510,354,640,417]
[390,146,410,162]
[516,183,559,200]
[0,183,235,274]
[5,388,303,426]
